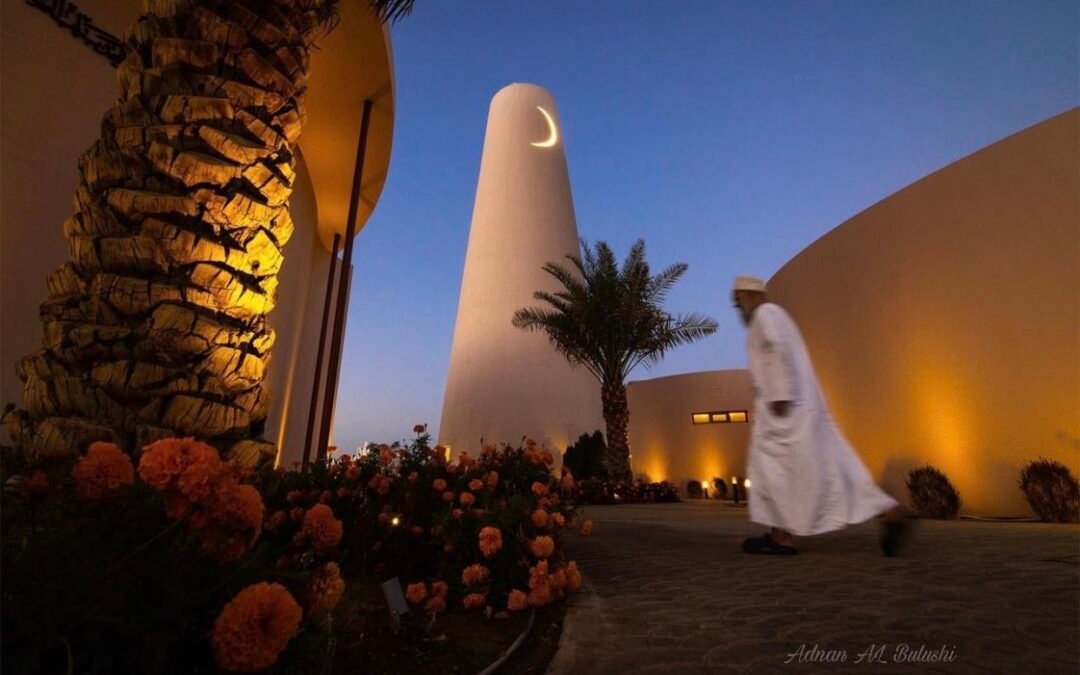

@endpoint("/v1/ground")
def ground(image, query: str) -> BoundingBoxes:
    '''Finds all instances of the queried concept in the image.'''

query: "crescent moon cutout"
[530,106,558,147]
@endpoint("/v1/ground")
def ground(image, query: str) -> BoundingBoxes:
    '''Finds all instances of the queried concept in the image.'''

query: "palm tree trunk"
[600,379,633,481]
[3,0,332,465]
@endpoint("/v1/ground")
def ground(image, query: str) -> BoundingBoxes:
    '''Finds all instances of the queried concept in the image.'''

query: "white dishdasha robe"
[745,303,897,536]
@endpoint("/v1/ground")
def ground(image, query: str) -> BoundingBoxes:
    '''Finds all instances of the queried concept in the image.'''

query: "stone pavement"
[548,501,1079,675]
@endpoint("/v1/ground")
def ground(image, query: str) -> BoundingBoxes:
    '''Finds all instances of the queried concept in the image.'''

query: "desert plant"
[563,430,607,480]
[513,239,718,481]
[906,465,961,519]
[1018,459,1080,523]
[3,0,414,465]
[686,480,703,499]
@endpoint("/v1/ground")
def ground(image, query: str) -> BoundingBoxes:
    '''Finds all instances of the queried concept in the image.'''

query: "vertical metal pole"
[316,98,373,461]
[301,233,341,469]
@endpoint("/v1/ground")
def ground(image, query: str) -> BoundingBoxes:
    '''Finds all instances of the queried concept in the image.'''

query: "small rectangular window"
[690,410,749,425]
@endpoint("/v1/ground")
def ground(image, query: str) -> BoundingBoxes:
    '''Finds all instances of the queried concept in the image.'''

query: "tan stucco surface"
[627,370,753,489]
[767,108,1080,516]
[1,0,128,415]
[439,83,604,454]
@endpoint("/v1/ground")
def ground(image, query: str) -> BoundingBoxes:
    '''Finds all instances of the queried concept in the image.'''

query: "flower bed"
[1,429,589,673]
[570,478,681,504]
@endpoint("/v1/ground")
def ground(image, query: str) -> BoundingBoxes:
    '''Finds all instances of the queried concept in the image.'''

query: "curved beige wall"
[767,109,1080,516]
[439,83,603,454]
[1,0,130,415]
[627,370,753,489]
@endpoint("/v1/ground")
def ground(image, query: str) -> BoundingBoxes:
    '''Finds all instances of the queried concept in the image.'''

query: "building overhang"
[299,1,395,252]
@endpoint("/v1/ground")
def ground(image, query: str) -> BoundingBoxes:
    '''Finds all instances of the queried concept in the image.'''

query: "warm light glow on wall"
[530,106,558,147]
[692,410,748,425]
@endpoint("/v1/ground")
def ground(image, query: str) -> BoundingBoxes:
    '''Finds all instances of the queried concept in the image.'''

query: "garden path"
[548,501,1079,674]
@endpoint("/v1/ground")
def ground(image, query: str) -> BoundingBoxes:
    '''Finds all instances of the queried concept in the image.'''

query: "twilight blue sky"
[332,0,1078,450]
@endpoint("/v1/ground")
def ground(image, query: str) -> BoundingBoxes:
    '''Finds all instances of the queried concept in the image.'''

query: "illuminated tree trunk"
[4,0,332,465]
[601,379,632,481]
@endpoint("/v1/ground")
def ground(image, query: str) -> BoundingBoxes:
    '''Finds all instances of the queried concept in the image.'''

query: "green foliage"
[906,465,961,519]
[1,464,272,674]
[563,430,607,480]
[1018,458,1079,523]
[513,238,718,385]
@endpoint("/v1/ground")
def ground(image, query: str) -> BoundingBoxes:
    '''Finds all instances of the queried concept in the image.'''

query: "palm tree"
[513,239,718,481]
[3,0,414,465]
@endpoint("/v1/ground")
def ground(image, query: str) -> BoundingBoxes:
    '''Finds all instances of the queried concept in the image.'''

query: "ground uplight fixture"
[744,479,751,489]
[391,516,400,526]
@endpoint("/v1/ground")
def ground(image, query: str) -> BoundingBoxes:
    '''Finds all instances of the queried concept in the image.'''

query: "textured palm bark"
[3,0,331,465]
[601,380,633,482]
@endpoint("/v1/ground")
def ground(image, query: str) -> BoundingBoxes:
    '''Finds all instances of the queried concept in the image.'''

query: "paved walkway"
[549,501,1079,674]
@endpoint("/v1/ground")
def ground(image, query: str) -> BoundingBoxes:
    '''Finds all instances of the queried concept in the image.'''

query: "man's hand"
[769,400,791,417]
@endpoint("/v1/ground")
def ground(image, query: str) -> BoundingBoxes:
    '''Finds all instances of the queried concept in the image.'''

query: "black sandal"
[742,533,798,555]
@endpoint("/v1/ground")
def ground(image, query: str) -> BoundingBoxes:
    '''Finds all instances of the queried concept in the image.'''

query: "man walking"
[732,276,909,556]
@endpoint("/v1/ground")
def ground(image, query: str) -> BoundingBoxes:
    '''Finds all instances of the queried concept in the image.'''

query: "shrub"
[686,480,703,499]
[1,430,586,674]
[570,478,680,505]
[711,478,728,499]
[1019,459,1080,523]
[563,430,607,480]
[906,465,961,519]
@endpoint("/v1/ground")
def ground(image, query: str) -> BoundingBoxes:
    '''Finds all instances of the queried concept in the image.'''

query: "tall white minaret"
[439,83,603,455]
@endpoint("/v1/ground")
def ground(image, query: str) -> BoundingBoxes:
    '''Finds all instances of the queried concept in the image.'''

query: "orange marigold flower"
[552,512,566,528]
[579,519,594,536]
[286,489,305,505]
[200,480,265,563]
[413,424,426,434]
[485,471,499,490]
[529,536,555,559]
[378,446,394,466]
[531,509,550,529]
[468,479,484,491]
[528,583,553,607]
[463,593,486,610]
[567,561,583,591]
[424,595,447,616]
[408,471,419,483]
[459,491,475,506]
[549,567,568,591]
[211,582,301,672]
[405,582,427,605]
[561,472,574,491]
[471,508,486,519]
[462,563,490,586]
[452,508,464,519]
[442,490,455,502]
[302,503,343,555]
[507,589,528,611]
[479,526,503,557]
[305,562,345,618]
[410,525,424,537]
[137,438,184,489]
[540,450,554,465]
[73,442,134,502]
[177,461,220,504]
[433,478,447,491]
[531,482,548,496]
[431,581,449,598]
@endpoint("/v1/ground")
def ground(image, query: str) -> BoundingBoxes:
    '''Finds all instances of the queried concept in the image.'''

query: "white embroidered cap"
[732,276,767,293]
